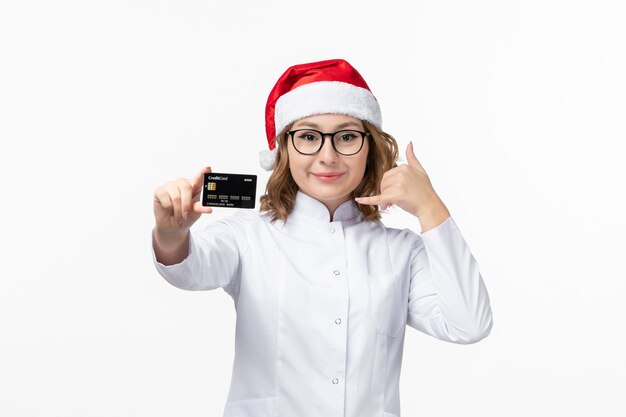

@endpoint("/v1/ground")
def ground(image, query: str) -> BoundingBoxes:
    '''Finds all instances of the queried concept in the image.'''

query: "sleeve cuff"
[419,215,455,237]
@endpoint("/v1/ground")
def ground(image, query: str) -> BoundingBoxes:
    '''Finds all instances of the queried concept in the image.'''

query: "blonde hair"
[259,120,399,223]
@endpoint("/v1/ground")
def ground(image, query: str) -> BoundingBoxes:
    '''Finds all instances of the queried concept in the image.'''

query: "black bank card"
[202,172,257,209]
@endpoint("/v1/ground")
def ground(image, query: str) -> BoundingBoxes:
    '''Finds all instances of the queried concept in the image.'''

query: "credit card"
[202,172,257,209]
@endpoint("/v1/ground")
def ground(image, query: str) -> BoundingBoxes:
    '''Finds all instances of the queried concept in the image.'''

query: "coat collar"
[289,190,362,225]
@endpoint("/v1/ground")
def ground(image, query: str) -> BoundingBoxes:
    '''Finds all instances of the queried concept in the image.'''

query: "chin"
[310,189,352,202]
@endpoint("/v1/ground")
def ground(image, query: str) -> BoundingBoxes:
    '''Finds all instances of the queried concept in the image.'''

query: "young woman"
[152,59,493,417]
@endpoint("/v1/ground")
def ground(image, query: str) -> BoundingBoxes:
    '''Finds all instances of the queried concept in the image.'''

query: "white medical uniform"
[151,190,493,417]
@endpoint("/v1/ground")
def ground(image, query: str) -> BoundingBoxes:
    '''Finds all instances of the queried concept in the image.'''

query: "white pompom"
[259,148,277,171]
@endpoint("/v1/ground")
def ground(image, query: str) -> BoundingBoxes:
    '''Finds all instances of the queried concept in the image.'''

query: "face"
[286,113,369,214]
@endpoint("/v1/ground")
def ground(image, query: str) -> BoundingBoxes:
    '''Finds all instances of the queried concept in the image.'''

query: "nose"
[317,136,338,165]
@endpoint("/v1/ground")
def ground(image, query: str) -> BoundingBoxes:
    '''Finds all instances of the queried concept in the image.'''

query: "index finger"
[354,195,388,206]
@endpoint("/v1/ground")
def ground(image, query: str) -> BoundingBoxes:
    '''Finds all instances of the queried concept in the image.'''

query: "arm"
[151,215,249,293]
[153,228,190,266]
[406,216,493,344]
[353,141,492,342]
[150,166,248,294]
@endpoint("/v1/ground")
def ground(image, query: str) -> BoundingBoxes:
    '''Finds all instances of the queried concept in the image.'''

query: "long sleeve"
[406,216,493,344]
[150,211,254,296]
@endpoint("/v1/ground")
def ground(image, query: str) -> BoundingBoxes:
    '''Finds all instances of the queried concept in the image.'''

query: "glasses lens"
[333,130,363,155]
[292,130,323,154]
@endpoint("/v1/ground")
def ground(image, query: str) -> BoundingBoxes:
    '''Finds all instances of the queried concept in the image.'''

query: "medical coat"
[151,190,493,417]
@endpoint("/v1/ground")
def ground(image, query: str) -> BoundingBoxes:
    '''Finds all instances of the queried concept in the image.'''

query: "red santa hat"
[260,58,383,171]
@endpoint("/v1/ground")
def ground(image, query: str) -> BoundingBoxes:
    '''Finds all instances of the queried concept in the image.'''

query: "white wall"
[1,1,624,416]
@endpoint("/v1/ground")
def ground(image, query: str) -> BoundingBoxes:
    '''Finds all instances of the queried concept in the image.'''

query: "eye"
[338,133,357,142]
[295,131,320,142]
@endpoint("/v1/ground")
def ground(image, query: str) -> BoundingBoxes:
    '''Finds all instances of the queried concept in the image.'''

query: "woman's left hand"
[354,142,450,221]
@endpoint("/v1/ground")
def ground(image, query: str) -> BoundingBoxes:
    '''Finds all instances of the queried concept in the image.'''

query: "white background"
[1,1,625,416]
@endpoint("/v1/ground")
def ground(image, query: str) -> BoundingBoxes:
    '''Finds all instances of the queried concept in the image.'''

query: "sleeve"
[150,213,252,296]
[406,216,493,344]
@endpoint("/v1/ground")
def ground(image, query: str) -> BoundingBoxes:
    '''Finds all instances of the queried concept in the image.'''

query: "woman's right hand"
[153,166,214,236]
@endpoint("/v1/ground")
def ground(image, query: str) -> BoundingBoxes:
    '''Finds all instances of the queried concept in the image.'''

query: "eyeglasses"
[286,129,370,156]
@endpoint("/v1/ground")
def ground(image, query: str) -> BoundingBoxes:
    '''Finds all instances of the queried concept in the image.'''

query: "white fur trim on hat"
[259,147,277,171]
[274,81,382,136]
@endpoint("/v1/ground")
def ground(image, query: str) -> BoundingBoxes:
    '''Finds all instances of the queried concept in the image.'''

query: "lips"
[313,172,343,177]
[312,172,345,182]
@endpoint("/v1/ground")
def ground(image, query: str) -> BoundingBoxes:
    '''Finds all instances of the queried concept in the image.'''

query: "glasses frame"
[286,128,371,156]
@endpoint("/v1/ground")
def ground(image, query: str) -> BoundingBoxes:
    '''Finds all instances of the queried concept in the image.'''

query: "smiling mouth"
[312,172,344,181]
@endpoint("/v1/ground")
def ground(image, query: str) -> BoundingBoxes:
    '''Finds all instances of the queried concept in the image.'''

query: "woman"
[152,59,493,417]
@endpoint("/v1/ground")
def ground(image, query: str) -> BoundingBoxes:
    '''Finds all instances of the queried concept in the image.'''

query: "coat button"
[329,227,335,234]
[332,378,339,384]
[335,318,342,324]
[333,270,340,276]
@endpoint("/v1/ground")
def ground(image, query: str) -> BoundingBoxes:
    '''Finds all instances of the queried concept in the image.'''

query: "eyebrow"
[293,121,363,129]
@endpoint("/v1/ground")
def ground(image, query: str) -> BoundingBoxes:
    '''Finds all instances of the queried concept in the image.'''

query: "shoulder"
[384,215,462,253]
[196,210,262,251]
[373,219,425,251]
[218,208,261,227]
